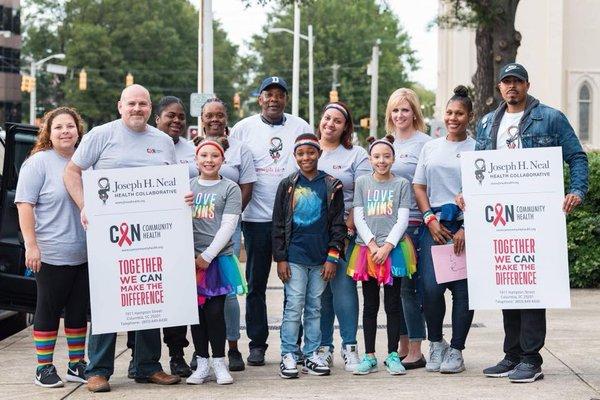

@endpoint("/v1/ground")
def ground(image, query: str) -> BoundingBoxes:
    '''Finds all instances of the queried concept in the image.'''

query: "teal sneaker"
[384,352,406,375]
[353,354,378,375]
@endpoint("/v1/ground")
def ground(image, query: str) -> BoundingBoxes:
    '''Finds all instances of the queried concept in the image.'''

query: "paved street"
[1,265,599,400]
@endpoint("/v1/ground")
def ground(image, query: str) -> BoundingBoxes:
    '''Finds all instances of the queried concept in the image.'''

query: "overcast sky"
[212,0,438,90]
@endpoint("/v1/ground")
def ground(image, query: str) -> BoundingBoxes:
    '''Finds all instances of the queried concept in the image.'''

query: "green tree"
[437,0,521,123]
[22,0,241,127]
[243,1,418,137]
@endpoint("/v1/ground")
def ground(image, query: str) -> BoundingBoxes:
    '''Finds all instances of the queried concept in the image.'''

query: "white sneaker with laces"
[341,344,360,372]
[426,339,449,372]
[212,357,233,385]
[317,346,333,367]
[279,353,299,379]
[302,352,330,376]
[186,356,211,384]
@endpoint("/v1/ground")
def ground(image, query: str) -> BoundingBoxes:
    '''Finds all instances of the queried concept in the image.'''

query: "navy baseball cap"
[258,76,288,93]
[498,63,529,82]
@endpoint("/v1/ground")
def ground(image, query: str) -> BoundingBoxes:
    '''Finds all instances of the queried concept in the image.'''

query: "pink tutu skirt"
[346,235,417,285]
[196,254,247,305]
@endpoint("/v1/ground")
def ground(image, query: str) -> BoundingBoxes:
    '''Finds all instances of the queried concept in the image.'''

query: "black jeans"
[503,308,546,367]
[191,295,226,358]
[242,221,273,350]
[34,262,89,331]
[361,277,404,354]
[127,326,189,358]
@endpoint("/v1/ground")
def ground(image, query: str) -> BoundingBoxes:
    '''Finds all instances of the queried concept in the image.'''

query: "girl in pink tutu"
[348,135,416,376]
[186,136,247,386]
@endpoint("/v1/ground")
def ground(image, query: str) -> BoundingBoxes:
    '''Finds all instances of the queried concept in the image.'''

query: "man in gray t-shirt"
[64,84,181,392]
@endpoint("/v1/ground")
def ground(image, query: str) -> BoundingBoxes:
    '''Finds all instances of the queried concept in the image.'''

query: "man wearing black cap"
[230,76,312,366]
[458,63,588,383]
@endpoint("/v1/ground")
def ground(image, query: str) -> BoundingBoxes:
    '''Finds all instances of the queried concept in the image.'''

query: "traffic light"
[79,68,87,90]
[233,92,241,110]
[125,72,134,87]
[329,90,339,102]
[360,117,370,129]
[20,75,35,92]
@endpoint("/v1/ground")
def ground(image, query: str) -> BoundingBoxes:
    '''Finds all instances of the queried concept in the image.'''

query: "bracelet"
[326,248,340,264]
[424,213,438,226]
[423,209,434,219]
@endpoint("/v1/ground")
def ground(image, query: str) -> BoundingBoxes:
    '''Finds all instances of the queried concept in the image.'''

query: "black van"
[0,123,39,330]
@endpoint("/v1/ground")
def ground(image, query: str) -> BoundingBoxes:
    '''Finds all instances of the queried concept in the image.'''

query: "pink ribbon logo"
[492,203,506,226]
[117,223,133,247]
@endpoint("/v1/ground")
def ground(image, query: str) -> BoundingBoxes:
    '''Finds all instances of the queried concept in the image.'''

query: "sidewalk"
[1,265,599,400]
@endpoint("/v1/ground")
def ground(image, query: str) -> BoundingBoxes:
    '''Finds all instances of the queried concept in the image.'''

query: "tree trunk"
[471,0,521,123]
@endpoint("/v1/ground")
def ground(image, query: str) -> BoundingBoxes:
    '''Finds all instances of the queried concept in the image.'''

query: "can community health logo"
[484,203,547,227]
[109,222,174,247]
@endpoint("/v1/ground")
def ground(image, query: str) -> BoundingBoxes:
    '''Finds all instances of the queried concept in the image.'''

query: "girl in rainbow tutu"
[186,136,247,386]
[348,135,417,376]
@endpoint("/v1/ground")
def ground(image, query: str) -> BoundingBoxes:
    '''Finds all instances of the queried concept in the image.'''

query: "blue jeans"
[280,263,327,356]
[419,220,474,350]
[320,247,358,349]
[224,222,242,341]
[401,225,426,341]
[86,328,162,379]
[242,221,272,350]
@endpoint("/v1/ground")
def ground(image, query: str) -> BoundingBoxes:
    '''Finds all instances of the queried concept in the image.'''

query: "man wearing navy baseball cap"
[457,62,588,383]
[230,77,312,366]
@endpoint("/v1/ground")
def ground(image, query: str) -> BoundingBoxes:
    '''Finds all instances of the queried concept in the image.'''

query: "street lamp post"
[29,53,65,125]
[269,25,315,128]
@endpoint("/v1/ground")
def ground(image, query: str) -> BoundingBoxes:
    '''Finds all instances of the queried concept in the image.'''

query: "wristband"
[423,209,434,218]
[326,248,340,264]
[424,213,437,226]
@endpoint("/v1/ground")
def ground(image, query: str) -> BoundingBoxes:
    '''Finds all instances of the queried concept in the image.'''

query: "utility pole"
[368,40,380,138]
[197,0,213,127]
[331,63,340,91]
[307,24,314,128]
[197,0,203,128]
[291,1,300,117]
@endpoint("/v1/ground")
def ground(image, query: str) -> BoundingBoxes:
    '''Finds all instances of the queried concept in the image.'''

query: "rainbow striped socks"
[65,327,87,366]
[33,330,58,370]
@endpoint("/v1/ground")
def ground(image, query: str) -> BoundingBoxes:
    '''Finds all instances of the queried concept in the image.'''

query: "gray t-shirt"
[220,137,257,185]
[391,131,431,222]
[190,177,242,256]
[413,136,476,208]
[318,144,371,213]
[174,138,198,178]
[15,150,87,265]
[72,119,176,170]
[353,174,411,246]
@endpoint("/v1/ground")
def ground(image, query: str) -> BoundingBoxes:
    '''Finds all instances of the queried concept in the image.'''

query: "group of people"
[15,62,588,393]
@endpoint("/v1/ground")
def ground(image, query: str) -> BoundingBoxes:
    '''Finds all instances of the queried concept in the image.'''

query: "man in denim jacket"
[459,63,589,383]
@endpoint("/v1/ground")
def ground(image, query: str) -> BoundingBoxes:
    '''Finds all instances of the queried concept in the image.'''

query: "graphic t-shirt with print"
[287,171,329,266]
[496,111,524,150]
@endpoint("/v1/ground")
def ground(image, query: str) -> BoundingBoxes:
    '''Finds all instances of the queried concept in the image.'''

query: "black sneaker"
[483,359,519,378]
[35,365,64,388]
[247,347,266,366]
[169,355,192,378]
[508,362,544,383]
[66,360,88,383]
[228,349,246,371]
[127,357,136,379]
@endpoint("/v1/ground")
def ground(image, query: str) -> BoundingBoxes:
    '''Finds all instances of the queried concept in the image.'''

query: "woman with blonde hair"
[15,107,89,388]
[384,88,431,369]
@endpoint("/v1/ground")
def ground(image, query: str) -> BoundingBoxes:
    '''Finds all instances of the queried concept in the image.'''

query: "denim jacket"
[475,95,589,199]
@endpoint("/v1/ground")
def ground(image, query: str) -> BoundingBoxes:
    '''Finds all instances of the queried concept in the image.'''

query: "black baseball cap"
[498,63,529,82]
[258,76,288,93]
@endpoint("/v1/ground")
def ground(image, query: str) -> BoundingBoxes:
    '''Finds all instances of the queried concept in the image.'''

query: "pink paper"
[431,244,467,284]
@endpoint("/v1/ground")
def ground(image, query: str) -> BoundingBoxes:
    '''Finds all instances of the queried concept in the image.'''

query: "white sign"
[46,63,68,75]
[461,147,570,310]
[190,92,215,117]
[83,164,199,334]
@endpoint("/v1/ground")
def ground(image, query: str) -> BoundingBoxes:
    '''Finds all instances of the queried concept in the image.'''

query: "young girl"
[186,137,247,386]
[348,135,417,376]
[413,85,476,374]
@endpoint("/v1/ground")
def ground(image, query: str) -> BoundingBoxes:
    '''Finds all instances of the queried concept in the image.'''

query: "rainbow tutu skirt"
[346,235,417,285]
[196,254,247,305]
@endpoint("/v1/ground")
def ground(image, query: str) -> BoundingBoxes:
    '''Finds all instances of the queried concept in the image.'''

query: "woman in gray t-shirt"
[15,107,88,388]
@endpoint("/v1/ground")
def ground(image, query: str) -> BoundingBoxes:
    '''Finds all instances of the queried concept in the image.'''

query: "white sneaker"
[186,356,211,384]
[279,353,299,379]
[426,339,449,372]
[341,344,360,372]
[302,352,330,376]
[317,346,333,367]
[212,357,233,385]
